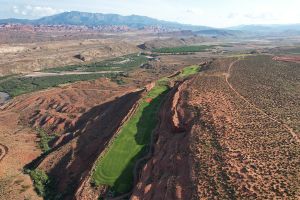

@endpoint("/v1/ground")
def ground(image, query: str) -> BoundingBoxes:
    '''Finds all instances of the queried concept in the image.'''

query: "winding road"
[225,58,300,144]
[24,71,123,78]
[0,143,8,162]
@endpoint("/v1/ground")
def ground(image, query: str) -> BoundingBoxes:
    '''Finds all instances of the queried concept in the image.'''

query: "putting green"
[180,65,200,77]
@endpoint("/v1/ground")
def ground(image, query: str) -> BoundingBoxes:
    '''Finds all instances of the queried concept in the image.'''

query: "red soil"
[0,52,210,199]
[0,77,138,200]
[0,144,8,162]
[131,57,300,199]
[273,55,300,63]
[36,89,143,199]
[3,78,135,135]
[0,110,42,200]
[188,59,300,199]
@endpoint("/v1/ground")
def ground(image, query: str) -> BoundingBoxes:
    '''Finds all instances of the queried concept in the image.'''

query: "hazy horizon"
[0,0,299,28]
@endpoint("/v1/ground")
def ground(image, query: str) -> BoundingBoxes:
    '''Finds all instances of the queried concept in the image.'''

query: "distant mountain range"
[0,11,212,31]
[229,24,300,34]
[1,11,300,37]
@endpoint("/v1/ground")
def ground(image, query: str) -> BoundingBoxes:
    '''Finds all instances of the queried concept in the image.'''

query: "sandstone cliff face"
[131,57,300,199]
[36,90,143,199]
[131,79,197,200]
[3,78,133,134]
[1,77,142,199]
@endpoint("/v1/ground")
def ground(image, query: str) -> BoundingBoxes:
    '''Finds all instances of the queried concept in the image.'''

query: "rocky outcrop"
[131,78,196,200]
[74,54,86,61]
[36,89,143,199]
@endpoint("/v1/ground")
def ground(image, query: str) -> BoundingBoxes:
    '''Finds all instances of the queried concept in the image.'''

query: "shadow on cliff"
[109,89,170,196]
[25,89,144,199]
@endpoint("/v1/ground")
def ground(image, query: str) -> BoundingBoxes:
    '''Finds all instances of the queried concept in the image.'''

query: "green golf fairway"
[92,83,169,193]
[92,65,200,194]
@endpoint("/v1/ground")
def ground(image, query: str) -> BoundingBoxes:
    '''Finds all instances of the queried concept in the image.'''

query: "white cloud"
[174,8,205,25]
[12,5,65,18]
[227,12,275,21]
[12,6,19,14]
[185,8,203,16]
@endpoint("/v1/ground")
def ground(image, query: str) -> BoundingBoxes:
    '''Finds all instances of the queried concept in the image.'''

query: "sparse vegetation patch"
[36,129,56,153]
[0,73,115,97]
[152,45,214,53]
[43,54,148,73]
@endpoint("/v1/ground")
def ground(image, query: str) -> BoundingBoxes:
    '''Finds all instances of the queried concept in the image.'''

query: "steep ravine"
[31,89,144,199]
[25,65,202,200]
[131,77,197,200]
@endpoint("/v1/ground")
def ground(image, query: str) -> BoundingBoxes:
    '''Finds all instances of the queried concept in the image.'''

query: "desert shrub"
[36,129,55,153]
[28,169,62,199]
[29,170,49,196]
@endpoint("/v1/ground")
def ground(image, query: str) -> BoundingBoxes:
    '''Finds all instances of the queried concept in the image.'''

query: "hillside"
[1,33,300,199]
[229,24,300,35]
[0,11,211,31]
[2,12,300,37]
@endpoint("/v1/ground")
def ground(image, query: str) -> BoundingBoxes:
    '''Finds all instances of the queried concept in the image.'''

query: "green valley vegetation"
[152,45,214,53]
[28,169,61,199]
[0,73,115,97]
[0,54,149,97]
[43,54,148,73]
[29,169,50,197]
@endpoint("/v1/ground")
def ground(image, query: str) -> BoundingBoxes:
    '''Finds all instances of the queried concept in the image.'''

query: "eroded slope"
[131,56,300,199]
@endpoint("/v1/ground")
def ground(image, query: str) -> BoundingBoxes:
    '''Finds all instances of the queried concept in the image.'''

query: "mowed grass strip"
[92,83,169,194]
[92,65,200,194]
[152,45,214,53]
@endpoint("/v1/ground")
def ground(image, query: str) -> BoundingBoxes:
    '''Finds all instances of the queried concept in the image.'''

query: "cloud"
[12,5,65,18]
[227,13,238,19]
[244,13,275,20]
[185,8,204,15]
[12,6,20,14]
[227,12,276,21]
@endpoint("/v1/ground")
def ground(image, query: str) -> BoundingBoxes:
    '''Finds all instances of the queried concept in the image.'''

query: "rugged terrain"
[0,26,299,200]
[0,44,208,199]
[132,56,300,199]
[0,39,139,75]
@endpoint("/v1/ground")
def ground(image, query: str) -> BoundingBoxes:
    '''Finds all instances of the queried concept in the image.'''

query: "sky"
[0,0,300,28]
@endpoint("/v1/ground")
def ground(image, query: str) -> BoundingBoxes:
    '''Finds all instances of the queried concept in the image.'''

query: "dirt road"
[0,143,8,162]
[226,58,300,144]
